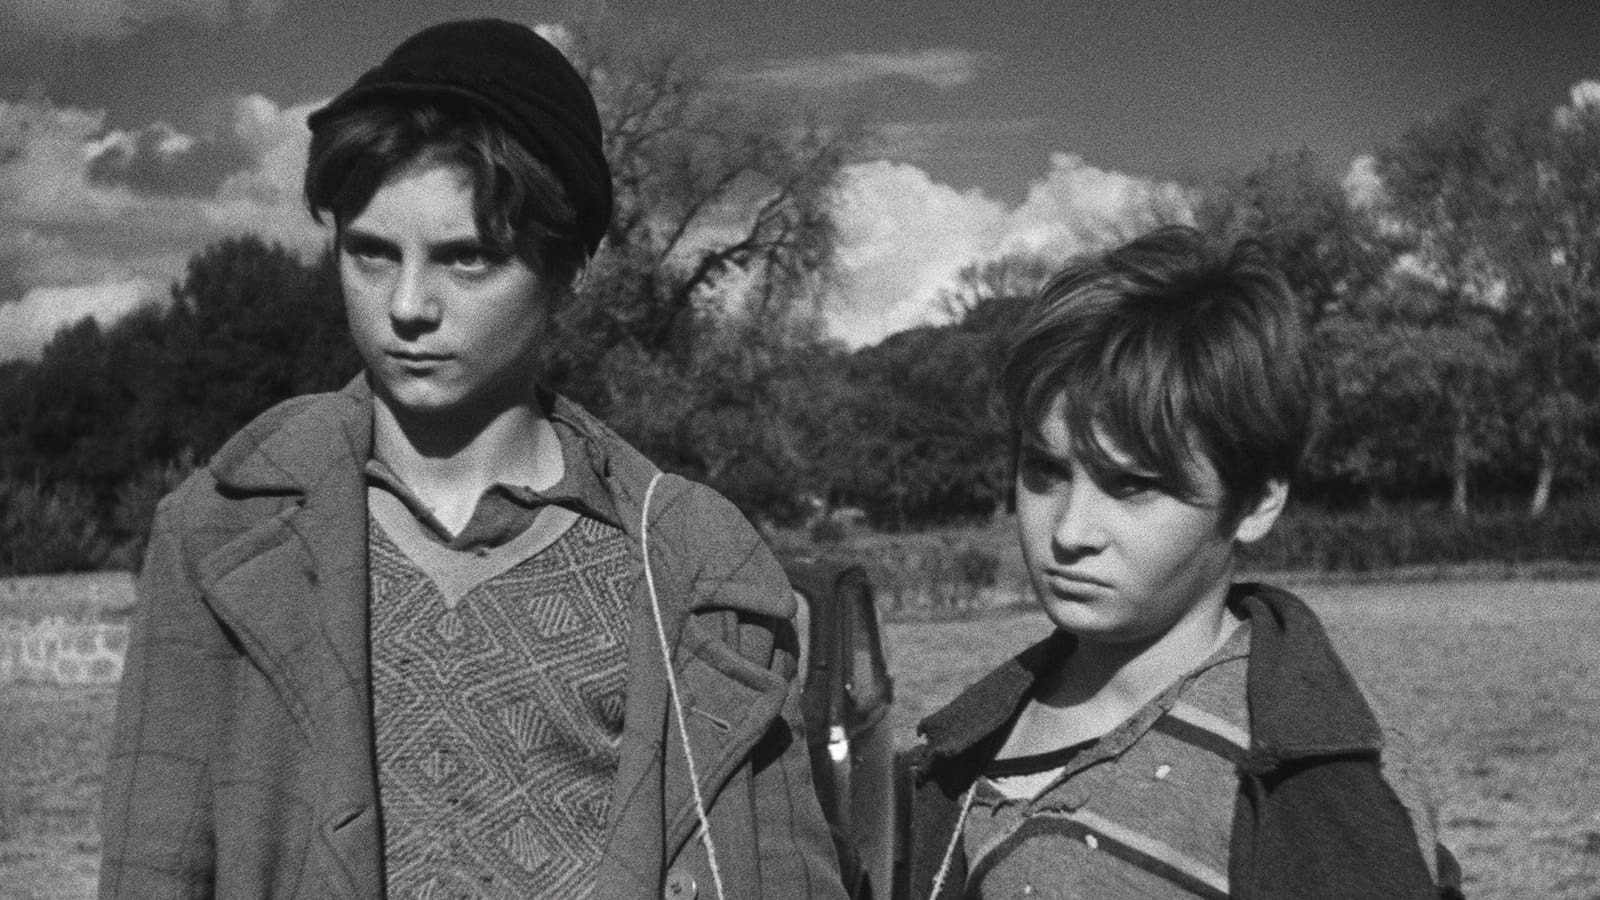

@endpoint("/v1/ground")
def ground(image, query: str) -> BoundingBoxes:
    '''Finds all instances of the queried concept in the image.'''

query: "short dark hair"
[1001,225,1310,530]
[303,99,588,288]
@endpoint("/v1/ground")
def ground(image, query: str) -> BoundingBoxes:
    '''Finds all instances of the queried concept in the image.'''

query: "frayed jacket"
[99,378,846,899]
[899,584,1463,900]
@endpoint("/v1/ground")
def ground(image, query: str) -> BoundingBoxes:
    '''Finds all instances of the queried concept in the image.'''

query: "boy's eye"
[343,238,396,265]
[1103,472,1163,499]
[442,245,507,272]
[1017,451,1070,490]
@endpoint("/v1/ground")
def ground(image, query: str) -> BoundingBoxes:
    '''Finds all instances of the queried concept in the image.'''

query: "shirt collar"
[918,603,1252,761]
[363,394,627,543]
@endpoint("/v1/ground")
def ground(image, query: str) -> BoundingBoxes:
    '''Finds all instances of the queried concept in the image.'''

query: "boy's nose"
[388,263,441,326]
[1052,485,1109,554]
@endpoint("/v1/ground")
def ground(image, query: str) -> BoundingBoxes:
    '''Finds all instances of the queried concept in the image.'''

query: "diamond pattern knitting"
[370,514,635,898]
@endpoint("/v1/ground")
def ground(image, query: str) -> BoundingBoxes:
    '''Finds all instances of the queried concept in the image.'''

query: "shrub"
[809,517,847,544]
[0,478,108,575]
[791,519,1027,616]
[953,544,1000,590]
[1246,495,1600,573]
[108,454,195,570]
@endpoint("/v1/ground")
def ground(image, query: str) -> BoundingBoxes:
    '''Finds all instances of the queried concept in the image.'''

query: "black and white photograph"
[2,1,1598,897]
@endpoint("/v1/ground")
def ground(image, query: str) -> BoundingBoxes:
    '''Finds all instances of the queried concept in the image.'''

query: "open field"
[0,685,112,900]
[884,579,1600,899]
[2,576,1596,897]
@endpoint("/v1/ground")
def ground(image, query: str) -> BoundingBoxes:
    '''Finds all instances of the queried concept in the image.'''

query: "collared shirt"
[364,396,625,555]
[962,623,1252,900]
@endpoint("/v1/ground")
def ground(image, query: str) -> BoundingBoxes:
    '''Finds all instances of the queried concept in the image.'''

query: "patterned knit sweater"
[369,513,635,898]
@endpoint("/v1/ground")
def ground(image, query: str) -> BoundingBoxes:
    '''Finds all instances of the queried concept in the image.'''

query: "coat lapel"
[595,586,790,897]
[196,382,383,897]
[588,458,793,897]
[1235,585,1384,768]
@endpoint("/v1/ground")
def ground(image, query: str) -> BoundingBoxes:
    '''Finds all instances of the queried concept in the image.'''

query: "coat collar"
[206,376,636,507]
[207,375,765,620]
[915,584,1384,773]
[1233,583,1384,768]
[917,629,1070,761]
[209,376,374,495]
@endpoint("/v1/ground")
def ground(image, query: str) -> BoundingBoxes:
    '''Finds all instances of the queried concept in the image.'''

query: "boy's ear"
[1231,479,1289,544]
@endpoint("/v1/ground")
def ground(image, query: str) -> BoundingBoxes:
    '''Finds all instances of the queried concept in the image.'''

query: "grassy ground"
[0,573,128,899]
[0,685,113,900]
[3,576,1596,897]
[883,579,1600,899]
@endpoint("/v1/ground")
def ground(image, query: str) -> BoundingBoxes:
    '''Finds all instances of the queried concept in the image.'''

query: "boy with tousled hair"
[99,19,845,899]
[899,226,1461,899]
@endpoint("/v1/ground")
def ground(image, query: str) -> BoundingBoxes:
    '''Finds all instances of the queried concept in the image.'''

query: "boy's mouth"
[1042,568,1113,592]
[388,349,452,362]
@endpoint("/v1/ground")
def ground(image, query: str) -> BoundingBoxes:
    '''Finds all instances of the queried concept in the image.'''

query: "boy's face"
[340,159,550,421]
[1015,396,1283,646]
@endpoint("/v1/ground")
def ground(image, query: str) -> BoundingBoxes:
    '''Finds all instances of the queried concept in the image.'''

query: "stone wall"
[0,617,127,686]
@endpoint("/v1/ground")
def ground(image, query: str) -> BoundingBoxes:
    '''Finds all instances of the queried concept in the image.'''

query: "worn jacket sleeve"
[675,484,850,899]
[99,485,229,898]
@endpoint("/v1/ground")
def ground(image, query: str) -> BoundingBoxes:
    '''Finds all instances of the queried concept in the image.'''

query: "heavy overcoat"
[99,379,846,899]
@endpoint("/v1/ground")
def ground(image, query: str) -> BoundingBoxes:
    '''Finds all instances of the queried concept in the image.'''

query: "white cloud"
[0,277,163,360]
[828,161,1007,346]
[0,99,108,229]
[0,99,181,290]
[1556,79,1600,129]
[0,93,326,358]
[0,0,284,41]
[1568,80,1600,111]
[826,154,1190,347]
[1005,153,1191,256]
[736,49,984,92]
[1342,154,1384,208]
[205,94,326,250]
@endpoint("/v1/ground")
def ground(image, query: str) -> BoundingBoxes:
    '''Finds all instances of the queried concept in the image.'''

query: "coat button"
[663,867,697,899]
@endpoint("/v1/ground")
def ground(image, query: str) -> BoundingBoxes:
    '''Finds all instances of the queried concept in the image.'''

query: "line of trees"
[801,91,1600,529]
[3,49,1599,573]
[1201,95,1600,517]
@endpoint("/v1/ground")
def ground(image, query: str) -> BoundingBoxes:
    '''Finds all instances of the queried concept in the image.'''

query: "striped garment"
[961,623,1251,899]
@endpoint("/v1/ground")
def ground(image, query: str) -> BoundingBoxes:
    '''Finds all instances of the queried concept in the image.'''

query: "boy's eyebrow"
[338,226,390,246]
[430,237,501,257]
[339,228,495,255]
[1017,441,1075,476]
[1023,424,1170,482]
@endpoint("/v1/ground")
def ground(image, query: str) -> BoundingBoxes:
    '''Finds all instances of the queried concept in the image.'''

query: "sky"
[1,0,1598,357]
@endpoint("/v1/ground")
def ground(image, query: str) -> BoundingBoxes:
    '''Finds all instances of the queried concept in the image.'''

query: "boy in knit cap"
[100,19,845,899]
[899,226,1462,899]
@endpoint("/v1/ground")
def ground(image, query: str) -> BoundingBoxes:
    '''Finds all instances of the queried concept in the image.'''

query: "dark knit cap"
[307,18,612,255]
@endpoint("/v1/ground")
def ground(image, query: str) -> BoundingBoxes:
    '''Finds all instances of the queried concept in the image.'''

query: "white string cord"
[641,472,727,900]
[928,784,978,899]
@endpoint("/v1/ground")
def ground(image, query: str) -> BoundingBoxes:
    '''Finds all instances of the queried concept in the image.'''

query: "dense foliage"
[0,237,358,566]
[5,85,1600,574]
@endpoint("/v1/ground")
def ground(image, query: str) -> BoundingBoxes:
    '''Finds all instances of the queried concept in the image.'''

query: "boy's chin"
[1038,596,1131,642]
[1035,595,1177,648]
